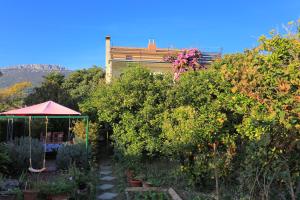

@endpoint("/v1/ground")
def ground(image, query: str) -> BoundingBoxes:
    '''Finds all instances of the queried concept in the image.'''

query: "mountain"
[0,64,73,88]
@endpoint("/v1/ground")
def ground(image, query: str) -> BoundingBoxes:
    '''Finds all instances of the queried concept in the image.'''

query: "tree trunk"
[213,143,220,200]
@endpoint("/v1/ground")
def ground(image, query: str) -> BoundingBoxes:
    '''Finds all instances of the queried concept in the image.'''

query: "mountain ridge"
[1,64,68,71]
[0,64,73,88]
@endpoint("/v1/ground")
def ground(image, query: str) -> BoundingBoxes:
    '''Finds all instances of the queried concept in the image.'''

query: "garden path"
[97,160,119,200]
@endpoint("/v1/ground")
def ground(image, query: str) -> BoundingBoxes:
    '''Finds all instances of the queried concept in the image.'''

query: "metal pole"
[6,119,9,141]
[11,118,13,141]
[85,117,89,169]
[85,117,89,150]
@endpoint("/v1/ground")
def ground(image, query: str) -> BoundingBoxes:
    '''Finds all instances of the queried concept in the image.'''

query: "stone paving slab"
[100,175,116,181]
[98,184,114,190]
[100,166,112,171]
[100,170,112,175]
[100,164,111,166]
[97,160,118,199]
[100,162,111,165]
[97,192,118,200]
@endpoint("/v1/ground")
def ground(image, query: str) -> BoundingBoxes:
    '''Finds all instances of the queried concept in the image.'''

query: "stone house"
[105,36,221,83]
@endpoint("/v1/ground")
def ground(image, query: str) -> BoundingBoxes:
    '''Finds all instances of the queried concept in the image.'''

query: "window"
[126,55,133,60]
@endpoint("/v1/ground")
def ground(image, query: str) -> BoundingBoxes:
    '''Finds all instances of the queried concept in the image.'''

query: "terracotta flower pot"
[129,179,142,187]
[23,190,38,200]
[142,182,153,188]
[76,186,89,198]
[49,194,70,200]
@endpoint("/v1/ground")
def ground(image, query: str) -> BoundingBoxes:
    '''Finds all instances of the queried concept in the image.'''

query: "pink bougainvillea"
[164,48,204,80]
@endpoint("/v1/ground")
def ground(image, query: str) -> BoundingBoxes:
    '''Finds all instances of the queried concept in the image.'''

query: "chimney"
[148,39,156,51]
[105,36,112,84]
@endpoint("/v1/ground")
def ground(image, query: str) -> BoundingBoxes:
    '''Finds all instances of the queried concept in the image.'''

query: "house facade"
[105,36,221,83]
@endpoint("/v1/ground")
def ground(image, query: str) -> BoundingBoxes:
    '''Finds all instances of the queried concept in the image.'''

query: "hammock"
[28,116,47,173]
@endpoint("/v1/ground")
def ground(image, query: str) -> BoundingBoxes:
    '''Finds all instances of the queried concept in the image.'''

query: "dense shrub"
[38,177,73,196]
[56,141,91,170]
[72,121,99,157]
[6,137,44,173]
[67,164,98,199]
[212,25,300,199]
[0,143,11,175]
[38,165,98,199]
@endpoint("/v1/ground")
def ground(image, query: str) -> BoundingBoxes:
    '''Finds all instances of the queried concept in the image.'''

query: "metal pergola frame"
[0,115,89,156]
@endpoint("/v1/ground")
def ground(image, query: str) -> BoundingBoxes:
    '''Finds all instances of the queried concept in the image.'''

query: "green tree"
[81,67,172,161]
[63,66,105,104]
[25,72,75,108]
[0,81,31,111]
[162,70,240,190]
[212,21,300,199]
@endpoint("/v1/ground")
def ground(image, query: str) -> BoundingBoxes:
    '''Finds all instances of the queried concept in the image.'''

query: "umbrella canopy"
[0,101,81,116]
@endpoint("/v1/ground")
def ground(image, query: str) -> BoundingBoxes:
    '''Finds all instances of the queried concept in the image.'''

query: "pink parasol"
[0,101,81,116]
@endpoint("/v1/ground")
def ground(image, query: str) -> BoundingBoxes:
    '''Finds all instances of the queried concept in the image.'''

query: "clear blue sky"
[0,0,299,69]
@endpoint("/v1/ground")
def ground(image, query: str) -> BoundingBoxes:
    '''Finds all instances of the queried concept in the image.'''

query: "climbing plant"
[164,48,203,80]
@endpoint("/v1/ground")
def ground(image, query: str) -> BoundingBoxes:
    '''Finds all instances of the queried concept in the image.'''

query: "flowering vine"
[164,48,204,80]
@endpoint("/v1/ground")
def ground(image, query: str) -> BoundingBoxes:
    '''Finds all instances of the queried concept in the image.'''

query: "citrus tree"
[81,67,173,164]
[213,21,300,199]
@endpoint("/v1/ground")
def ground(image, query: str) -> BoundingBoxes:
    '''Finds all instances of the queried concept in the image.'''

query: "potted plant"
[143,177,160,187]
[142,181,153,188]
[23,190,38,200]
[67,165,97,199]
[50,193,70,200]
[39,179,72,200]
[129,174,144,187]
[125,169,134,182]
[129,179,142,187]
[75,175,91,198]
[23,181,39,200]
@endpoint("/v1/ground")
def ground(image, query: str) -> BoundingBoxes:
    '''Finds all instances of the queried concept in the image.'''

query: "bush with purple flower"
[164,48,204,80]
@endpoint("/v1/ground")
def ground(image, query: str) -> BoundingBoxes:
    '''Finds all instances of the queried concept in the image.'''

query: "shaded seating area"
[41,131,65,152]
[0,100,89,173]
